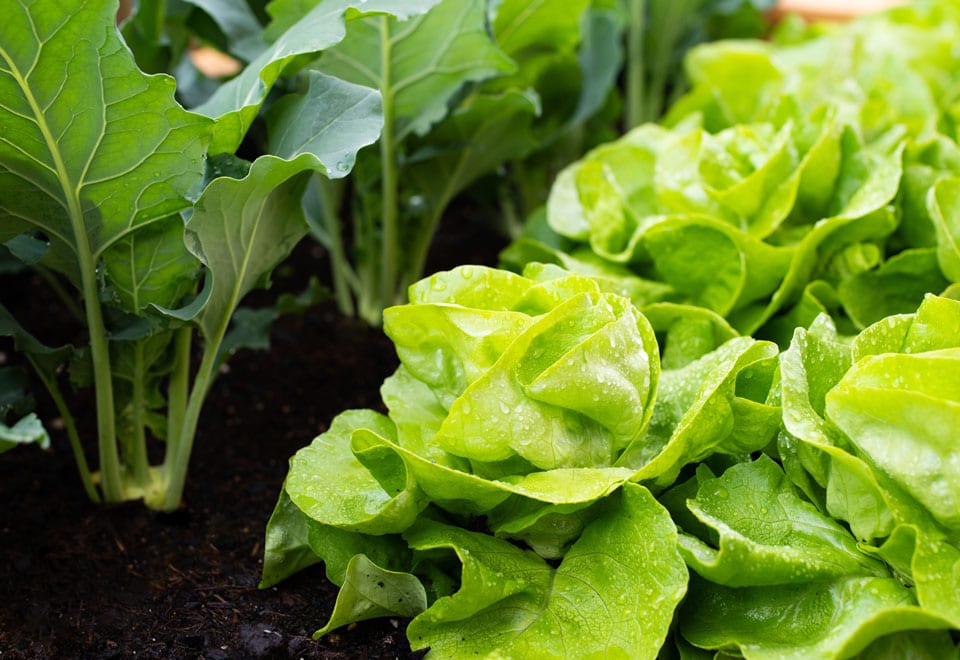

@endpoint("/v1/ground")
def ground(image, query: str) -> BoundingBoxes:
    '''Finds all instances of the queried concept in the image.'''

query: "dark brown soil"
[0,215,507,658]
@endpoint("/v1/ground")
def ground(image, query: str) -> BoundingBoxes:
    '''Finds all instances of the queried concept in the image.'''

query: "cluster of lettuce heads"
[262,3,960,658]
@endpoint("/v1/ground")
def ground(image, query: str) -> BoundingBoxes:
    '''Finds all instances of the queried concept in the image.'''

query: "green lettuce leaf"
[681,574,956,659]
[314,554,428,637]
[405,483,687,658]
[284,409,423,534]
[620,336,780,489]
[928,176,960,281]
[826,348,960,530]
[670,456,886,586]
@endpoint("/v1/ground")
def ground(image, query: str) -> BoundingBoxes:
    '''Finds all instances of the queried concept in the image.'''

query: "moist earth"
[0,211,506,659]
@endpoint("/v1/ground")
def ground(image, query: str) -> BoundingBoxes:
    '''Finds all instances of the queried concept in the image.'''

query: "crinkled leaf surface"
[383,265,660,476]
[681,574,956,660]
[620,336,780,489]
[672,457,886,586]
[405,483,687,659]
[825,348,960,531]
[351,426,634,516]
[284,409,422,534]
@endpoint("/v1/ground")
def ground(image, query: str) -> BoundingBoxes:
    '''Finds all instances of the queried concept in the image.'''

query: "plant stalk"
[10,55,123,501]
[82,269,123,501]
[315,176,356,317]
[378,15,399,319]
[626,0,647,129]
[27,355,100,503]
[165,325,192,451]
[159,339,219,511]
[130,340,151,488]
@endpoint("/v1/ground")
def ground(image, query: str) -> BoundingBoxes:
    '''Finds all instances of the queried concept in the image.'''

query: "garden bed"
[0,215,506,658]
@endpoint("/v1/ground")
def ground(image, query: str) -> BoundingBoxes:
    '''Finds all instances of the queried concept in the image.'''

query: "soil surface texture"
[0,212,506,659]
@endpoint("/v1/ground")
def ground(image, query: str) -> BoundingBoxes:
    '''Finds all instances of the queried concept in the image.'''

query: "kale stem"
[626,0,647,129]
[165,325,192,457]
[159,336,219,511]
[79,264,122,501]
[27,355,100,503]
[378,15,399,320]
[314,175,356,317]
[130,339,151,487]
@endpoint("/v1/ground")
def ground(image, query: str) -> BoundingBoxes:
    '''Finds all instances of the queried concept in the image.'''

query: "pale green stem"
[626,0,647,129]
[129,340,150,487]
[165,325,192,453]
[378,16,400,317]
[315,176,356,317]
[27,355,100,503]
[82,267,123,501]
[159,340,219,511]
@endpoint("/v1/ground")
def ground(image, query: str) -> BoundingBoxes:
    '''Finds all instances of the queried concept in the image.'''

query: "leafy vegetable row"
[265,2,960,657]
[0,0,769,509]
[502,0,960,346]
[264,265,960,657]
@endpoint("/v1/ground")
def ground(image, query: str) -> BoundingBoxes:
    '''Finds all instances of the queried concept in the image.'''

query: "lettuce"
[264,265,692,653]
[264,2,960,655]
[264,257,960,656]
[502,2,960,343]
[266,267,960,656]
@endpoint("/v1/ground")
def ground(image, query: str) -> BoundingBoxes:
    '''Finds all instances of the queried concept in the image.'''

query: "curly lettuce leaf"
[669,456,886,586]
[620,336,780,489]
[681,574,956,660]
[386,266,660,475]
[284,409,424,534]
[313,554,428,637]
[780,297,960,626]
[825,348,960,530]
[405,483,687,658]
